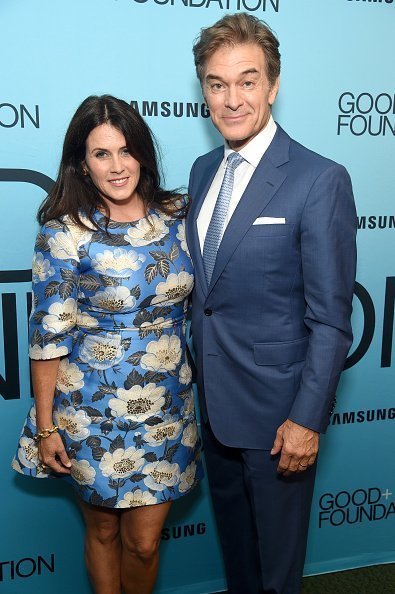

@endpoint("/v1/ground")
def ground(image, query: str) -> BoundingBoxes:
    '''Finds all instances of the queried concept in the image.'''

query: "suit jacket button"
[204,308,213,316]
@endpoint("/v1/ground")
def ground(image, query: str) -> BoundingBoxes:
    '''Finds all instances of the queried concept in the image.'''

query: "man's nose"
[225,86,243,110]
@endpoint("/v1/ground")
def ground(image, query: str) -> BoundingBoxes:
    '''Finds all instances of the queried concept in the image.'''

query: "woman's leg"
[120,501,171,594]
[79,501,122,594]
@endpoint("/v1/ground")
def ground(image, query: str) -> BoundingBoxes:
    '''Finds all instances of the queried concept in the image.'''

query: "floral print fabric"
[13,209,202,508]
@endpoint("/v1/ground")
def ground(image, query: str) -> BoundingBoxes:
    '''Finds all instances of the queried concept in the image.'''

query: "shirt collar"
[224,115,277,168]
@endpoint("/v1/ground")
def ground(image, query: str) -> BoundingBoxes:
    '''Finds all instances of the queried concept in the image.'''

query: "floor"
[211,563,395,594]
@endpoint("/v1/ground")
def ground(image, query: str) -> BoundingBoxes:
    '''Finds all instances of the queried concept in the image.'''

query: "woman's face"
[84,123,141,205]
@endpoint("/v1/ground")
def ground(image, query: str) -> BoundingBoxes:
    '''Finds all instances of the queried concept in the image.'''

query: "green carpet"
[212,563,395,593]
[302,564,395,593]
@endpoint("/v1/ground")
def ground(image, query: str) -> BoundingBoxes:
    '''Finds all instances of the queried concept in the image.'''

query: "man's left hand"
[271,419,319,475]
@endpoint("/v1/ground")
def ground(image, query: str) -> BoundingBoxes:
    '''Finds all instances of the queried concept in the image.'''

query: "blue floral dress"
[13,208,203,508]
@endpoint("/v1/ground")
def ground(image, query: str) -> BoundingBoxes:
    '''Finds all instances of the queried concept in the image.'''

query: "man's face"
[202,43,279,150]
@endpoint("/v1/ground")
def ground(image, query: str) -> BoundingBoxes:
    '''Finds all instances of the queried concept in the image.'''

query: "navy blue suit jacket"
[187,125,357,449]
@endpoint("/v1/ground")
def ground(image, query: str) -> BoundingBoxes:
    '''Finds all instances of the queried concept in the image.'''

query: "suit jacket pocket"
[253,336,308,366]
[245,223,292,238]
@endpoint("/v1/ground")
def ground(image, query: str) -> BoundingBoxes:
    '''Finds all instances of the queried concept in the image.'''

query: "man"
[187,13,357,594]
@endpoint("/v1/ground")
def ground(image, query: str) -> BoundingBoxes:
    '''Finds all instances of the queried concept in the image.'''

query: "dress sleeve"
[29,219,81,360]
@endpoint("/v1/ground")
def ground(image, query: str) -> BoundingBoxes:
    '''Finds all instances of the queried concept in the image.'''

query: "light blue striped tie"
[203,151,244,285]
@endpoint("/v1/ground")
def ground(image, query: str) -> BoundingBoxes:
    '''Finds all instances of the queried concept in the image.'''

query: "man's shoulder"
[279,125,346,175]
[192,145,223,170]
[291,138,338,169]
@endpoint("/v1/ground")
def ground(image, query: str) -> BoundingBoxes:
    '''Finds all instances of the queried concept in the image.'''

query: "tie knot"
[227,151,244,170]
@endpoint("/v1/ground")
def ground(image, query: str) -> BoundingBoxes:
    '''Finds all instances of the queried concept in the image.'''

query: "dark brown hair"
[38,95,186,229]
[193,13,281,87]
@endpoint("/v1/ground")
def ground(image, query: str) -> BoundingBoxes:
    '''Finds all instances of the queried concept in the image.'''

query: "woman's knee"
[85,514,120,546]
[123,535,161,565]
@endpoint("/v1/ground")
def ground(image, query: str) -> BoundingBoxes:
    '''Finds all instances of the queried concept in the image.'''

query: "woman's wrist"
[34,425,59,442]
[36,416,55,432]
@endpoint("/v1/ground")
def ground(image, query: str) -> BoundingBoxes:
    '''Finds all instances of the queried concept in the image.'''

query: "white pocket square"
[253,217,286,225]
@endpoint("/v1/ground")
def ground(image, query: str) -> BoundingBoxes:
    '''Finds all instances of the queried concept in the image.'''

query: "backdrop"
[1,1,394,593]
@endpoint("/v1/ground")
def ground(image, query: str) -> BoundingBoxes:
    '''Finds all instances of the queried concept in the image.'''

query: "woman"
[13,95,203,594]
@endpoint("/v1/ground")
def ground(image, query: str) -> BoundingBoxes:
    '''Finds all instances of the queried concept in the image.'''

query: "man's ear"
[269,76,280,106]
[202,86,207,106]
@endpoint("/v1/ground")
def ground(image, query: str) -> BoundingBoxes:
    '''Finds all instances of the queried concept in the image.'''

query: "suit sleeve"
[288,164,357,433]
[186,158,198,339]
[188,159,198,198]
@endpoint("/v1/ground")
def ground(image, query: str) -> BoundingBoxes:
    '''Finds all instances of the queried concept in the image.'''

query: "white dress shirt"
[197,115,277,252]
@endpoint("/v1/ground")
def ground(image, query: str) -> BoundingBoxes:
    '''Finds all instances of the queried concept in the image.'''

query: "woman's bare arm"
[31,359,71,474]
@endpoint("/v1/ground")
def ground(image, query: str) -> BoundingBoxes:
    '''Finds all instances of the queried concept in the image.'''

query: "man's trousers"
[201,421,317,594]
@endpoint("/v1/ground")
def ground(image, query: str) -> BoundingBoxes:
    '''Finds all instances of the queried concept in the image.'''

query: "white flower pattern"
[89,286,136,312]
[92,248,145,277]
[99,447,146,479]
[32,252,55,283]
[63,215,94,248]
[141,334,182,372]
[71,459,96,485]
[48,232,79,260]
[42,298,77,334]
[109,384,166,423]
[176,220,190,257]
[151,272,194,306]
[56,359,84,394]
[181,423,199,449]
[53,405,91,440]
[29,343,69,360]
[18,436,39,469]
[179,362,192,385]
[77,310,99,329]
[14,209,202,508]
[144,415,183,446]
[124,214,168,247]
[143,460,181,491]
[116,489,158,508]
[140,317,173,334]
[179,461,197,493]
[79,333,124,370]
[181,391,196,421]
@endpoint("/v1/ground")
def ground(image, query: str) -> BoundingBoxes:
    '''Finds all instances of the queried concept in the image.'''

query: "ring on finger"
[37,462,49,474]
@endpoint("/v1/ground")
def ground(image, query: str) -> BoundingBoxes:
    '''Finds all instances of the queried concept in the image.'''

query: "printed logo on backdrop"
[162,521,206,540]
[0,554,54,582]
[337,92,395,136]
[344,279,395,370]
[331,407,395,426]
[0,104,40,128]
[358,215,395,230]
[318,487,395,528]
[347,0,393,4]
[0,169,53,401]
[132,0,279,11]
[131,100,210,119]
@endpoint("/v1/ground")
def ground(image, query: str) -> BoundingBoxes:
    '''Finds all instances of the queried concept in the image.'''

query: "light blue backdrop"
[1,1,394,592]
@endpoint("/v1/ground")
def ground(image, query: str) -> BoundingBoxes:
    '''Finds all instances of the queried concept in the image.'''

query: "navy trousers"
[201,421,317,594]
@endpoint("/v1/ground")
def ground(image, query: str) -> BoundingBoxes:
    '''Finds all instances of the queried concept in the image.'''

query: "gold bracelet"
[33,425,59,441]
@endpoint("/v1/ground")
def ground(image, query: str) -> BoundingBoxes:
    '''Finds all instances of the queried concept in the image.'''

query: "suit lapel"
[187,150,223,293]
[208,126,290,293]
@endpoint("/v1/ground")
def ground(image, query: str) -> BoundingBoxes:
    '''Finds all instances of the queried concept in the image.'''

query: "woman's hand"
[31,359,71,474]
[38,432,72,474]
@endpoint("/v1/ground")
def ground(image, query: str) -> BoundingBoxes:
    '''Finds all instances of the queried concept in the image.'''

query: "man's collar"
[224,115,277,167]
